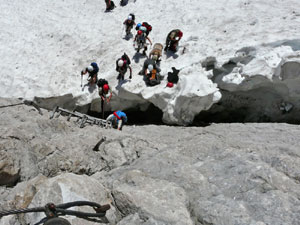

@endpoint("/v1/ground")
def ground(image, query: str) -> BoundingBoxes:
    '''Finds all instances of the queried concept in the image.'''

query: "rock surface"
[1,98,300,225]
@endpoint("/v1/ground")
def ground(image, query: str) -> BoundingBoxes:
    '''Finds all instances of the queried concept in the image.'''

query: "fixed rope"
[0,201,110,224]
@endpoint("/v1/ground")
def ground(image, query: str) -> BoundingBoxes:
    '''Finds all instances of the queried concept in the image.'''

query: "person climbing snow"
[149,43,163,63]
[105,0,115,11]
[97,79,112,119]
[165,29,183,52]
[166,67,180,88]
[140,58,160,76]
[106,110,127,130]
[81,62,99,85]
[116,53,132,81]
[133,30,152,55]
[145,64,161,86]
[123,14,136,36]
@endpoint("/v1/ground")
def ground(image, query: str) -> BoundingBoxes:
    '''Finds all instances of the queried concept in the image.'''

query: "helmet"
[103,84,109,92]
[178,31,183,38]
[148,64,154,71]
[167,82,174,88]
[118,59,124,67]
[152,55,158,61]
[91,62,97,68]
[137,30,143,35]
[128,15,132,20]
[87,66,94,72]
[136,23,142,28]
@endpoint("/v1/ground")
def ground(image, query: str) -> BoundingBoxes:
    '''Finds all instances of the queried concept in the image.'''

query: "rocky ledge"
[1,98,300,225]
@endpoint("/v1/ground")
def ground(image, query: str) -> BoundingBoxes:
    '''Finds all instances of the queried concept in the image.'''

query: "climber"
[141,58,160,76]
[97,79,112,119]
[133,30,152,55]
[105,0,115,11]
[116,53,132,81]
[123,14,136,36]
[164,29,183,52]
[166,67,180,88]
[106,110,128,130]
[81,62,99,85]
[149,43,163,63]
[145,64,161,86]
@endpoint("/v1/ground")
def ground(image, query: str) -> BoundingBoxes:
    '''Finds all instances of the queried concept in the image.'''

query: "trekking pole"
[121,25,125,38]
[81,73,83,87]
[101,98,105,119]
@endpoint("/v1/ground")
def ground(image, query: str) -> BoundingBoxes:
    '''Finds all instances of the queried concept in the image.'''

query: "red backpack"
[142,22,152,32]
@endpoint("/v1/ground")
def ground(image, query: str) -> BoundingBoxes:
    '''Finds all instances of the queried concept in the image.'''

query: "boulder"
[0,173,116,225]
[112,170,193,225]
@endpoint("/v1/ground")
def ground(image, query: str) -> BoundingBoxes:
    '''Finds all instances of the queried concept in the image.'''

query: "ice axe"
[80,72,83,87]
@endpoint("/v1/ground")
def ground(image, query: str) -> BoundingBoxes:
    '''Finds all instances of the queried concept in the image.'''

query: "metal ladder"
[50,106,112,128]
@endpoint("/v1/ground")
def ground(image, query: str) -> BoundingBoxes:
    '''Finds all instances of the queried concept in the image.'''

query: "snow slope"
[1,0,300,124]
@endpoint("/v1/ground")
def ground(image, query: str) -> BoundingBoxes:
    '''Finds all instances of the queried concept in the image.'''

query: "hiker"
[165,29,183,52]
[133,30,152,55]
[123,14,136,36]
[106,110,128,130]
[97,79,112,119]
[166,67,180,88]
[116,53,132,81]
[149,43,163,63]
[145,64,161,86]
[81,62,99,85]
[141,58,159,76]
[105,0,115,11]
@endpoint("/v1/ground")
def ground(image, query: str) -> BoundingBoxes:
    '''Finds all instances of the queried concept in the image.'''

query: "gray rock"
[0,151,20,186]
[111,170,193,225]
[0,173,116,225]
[117,213,170,225]
[101,123,300,225]
[1,98,300,225]
[117,213,142,225]
[0,99,159,183]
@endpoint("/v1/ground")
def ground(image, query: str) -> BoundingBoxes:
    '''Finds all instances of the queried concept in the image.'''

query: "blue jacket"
[113,111,127,123]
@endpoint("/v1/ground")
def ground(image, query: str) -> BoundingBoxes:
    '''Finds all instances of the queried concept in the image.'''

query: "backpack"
[167,67,180,84]
[129,13,135,21]
[91,62,99,73]
[142,22,152,32]
[107,0,115,10]
[97,78,108,88]
[121,52,131,65]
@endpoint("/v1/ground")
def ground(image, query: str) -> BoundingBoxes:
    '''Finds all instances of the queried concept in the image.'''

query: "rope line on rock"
[0,103,24,108]
[0,201,110,224]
